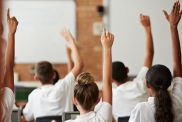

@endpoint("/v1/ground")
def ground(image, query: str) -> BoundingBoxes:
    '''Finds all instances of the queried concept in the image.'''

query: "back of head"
[146,64,173,122]
[112,61,128,83]
[36,61,53,84]
[74,72,99,111]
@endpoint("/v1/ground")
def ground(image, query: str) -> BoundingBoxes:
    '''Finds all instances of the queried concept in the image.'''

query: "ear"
[146,81,151,88]
[34,75,39,81]
[96,97,101,105]
[73,97,78,106]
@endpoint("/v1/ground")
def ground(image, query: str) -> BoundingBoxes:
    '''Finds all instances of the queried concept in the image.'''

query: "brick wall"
[15,0,103,81]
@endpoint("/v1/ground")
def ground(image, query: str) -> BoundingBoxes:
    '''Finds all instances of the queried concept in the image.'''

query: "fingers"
[140,14,150,20]
[102,28,106,37]
[7,8,11,22]
[173,1,180,14]
[172,2,176,13]
[177,1,180,13]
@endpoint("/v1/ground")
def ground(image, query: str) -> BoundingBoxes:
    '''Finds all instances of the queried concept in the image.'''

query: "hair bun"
[77,72,95,86]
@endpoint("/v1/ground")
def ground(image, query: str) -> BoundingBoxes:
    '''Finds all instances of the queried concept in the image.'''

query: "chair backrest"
[118,116,130,122]
[11,108,20,122]
[62,112,79,122]
[36,116,62,122]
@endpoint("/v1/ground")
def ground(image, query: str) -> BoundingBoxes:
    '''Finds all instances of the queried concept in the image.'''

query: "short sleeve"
[55,72,75,92]
[129,104,142,122]
[0,87,15,121]
[23,93,34,121]
[2,87,15,108]
[133,67,149,94]
[172,77,182,100]
[97,102,112,122]
[134,67,149,82]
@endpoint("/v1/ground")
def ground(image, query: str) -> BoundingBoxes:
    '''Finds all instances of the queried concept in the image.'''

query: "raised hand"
[101,29,114,49]
[7,9,18,35]
[61,29,75,42]
[140,14,151,28]
[163,1,182,27]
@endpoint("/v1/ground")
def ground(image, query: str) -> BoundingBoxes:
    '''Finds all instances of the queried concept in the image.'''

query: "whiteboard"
[3,0,76,63]
[110,0,182,75]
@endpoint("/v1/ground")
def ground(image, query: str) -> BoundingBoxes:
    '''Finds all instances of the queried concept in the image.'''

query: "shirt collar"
[40,84,53,89]
[77,111,95,120]
[148,97,155,104]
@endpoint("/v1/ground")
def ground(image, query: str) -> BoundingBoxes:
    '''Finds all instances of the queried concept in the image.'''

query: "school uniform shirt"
[112,67,149,120]
[0,87,15,122]
[23,72,75,121]
[66,102,112,122]
[129,77,182,122]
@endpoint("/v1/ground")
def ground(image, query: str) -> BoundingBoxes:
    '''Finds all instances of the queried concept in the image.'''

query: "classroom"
[0,0,182,122]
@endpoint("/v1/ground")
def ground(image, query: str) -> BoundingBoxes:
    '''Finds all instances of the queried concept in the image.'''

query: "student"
[23,29,83,121]
[66,29,114,122]
[129,1,182,122]
[112,14,154,120]
[0,9,18,122]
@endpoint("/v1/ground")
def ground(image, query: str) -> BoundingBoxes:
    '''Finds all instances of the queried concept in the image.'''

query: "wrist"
[170,24,177,30]
[8,32,15,36]
[144,26,151,31]
[103,47,112,51]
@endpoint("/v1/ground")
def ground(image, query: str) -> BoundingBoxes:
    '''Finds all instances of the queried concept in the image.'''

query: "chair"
[62,112,79,122]
[118,116,130,122]
[36,116,62,122]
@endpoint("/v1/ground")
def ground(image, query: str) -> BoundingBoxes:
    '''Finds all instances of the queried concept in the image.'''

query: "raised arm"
[163,1,182,77]
[101,29,114,104]
[61,29,83,77]
[140,14,154,68]
[66,47,74,72]
[4,9,18,91]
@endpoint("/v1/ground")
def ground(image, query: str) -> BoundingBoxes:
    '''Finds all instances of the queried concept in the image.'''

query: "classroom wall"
[14,0,103,81]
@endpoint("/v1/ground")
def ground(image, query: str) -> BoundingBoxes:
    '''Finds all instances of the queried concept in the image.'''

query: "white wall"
[3,0,76,63]
[110,0,182,75]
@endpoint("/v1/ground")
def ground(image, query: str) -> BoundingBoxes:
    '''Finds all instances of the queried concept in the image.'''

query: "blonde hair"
[74,72,99,111]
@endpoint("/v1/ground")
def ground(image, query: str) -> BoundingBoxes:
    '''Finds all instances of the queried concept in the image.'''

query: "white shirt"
[66,102,112,122]
[129,77,182,122]
[0,87,15,122]
[23,72,75,121]
[112,67,149,120]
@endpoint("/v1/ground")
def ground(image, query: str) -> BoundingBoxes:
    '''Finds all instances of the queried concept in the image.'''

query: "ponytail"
[155,89,173,122]
[146,65,174,122]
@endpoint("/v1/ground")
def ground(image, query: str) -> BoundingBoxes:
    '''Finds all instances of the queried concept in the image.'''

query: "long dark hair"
[146,64,174,122]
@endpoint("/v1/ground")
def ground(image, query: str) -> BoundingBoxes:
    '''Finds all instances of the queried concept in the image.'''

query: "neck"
[80,109,92,115]
[77,106,93,115]
[150,90,156,97]
[41,82,52,85]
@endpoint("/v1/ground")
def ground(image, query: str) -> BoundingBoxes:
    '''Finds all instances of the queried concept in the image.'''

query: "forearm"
[170,25,182,77]
[4,33,15,91]
[67,59,74,72]
[6,33,15,68]
[102,48,112,104]
[70,41,83,75]
[66,48,74,72]
[144,27,154,68]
